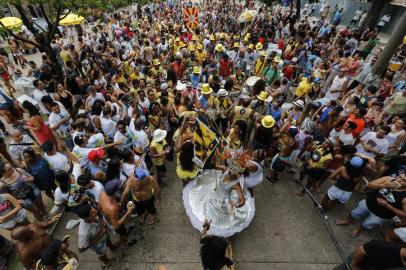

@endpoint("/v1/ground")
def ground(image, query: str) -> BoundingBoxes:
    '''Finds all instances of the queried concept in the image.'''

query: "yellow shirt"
[150,139,167,166]
[295,78,311,97]
[308,146,333,169]
[195,50,207,64]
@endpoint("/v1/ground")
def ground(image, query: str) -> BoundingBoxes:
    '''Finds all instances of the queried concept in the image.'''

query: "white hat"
[217,89,228,97]
[153,129,167,142]
[293,99,305,108]
[176,82,186,91]
[291,57,298,62]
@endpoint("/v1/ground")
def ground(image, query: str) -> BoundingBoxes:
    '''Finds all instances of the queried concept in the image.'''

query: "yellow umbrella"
[59,13,85,26]
[0,17,23,29]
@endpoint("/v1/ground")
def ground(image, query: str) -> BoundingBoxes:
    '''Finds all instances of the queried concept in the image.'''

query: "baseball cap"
[88,148,105,162]
[135,169,148,181]
[104,180,121,196]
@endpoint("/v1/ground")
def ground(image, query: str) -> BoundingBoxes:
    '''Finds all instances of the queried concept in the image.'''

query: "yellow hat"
[233,42,240,48]
[260,51,267,57]
[257,91,269,101]
[256,42,263,50]
[192,35,197,41]
[261,115,276,128]
[152,59,161,66]
[201,83,213,94]
[175,37,180,42]
[210,34,215,41]
[248,44,254,50]
[179,41,186,48]
[244,36,249,42]
[193,66,200,74]
[215,44,224,52]
[197,43,204,50]
[234,34,240,40]
[188,44,195,52]
[220,33,226,39]
[245,32,251,39]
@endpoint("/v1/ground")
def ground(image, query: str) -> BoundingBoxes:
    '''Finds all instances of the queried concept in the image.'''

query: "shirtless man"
[99,180,135,246]
[267,126,298,184]
[11,215,60,269]
[121,169,161,225]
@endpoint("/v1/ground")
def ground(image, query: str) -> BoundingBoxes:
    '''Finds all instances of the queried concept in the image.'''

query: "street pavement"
[38,163,378,270]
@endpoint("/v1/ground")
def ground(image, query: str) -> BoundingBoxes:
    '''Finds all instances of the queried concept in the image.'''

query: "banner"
[183,7,199,29]
[194,117,219,168]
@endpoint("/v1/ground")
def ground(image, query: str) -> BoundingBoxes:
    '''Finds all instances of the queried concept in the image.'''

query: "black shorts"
[304,166,325,181]
[135,196,156,216]
[271,155,287,173]
[156,164,166,172]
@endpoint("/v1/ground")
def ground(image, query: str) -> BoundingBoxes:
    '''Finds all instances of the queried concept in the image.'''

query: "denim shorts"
[22,185,41,209]
[351,199,389,229]
[90,235,107,256]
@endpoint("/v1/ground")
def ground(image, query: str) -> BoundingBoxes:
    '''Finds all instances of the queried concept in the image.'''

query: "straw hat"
[215,44,224,52]
[188,44,195,52]
[192,35,198,41]
[257,91,269,101]
[261,115,276,128]
[248,44,254,50]
[209,34,215,41]
[175,37,180,42]
[176,82,186,91]
[201,83,213,94]
[152,59,161,66]
[197,43,204,50]
[234,34,240,40]
[193,66,200,74]
[233,42,240,48]
[260,51,267,57]
[256,42,263,50]
[153,129,167,142]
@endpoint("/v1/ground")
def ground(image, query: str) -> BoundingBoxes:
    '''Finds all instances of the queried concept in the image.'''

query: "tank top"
[335,176,357,192]
[59,94,72,110]
[386,128,403,147]
[366,189,406,219]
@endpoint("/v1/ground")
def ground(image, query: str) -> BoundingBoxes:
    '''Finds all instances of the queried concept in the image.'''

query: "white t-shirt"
[100,116,116,138]
[87,133,105,148]
[48,109,72,138]
[54,163,81,205]
[86,93,105,108]
[44,152,70,173]
[356,132,389,158]
[88,180,104,202]
[122,154,148,177]
[329,129,355,146]
[33,88,51,115]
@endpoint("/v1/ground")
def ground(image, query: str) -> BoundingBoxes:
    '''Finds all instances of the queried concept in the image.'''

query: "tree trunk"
[372,12,406,77]
[361,0,387,30]
[296,0,301,21]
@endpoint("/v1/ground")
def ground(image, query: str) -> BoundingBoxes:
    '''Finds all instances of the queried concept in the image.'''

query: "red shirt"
[219,59,232,79]
[277,38,284,50]
[283,65,294,80]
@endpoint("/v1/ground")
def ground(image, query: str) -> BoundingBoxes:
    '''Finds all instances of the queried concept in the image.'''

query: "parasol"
[59,13,85,26]
[0,17,23,29]
[238,10,258,23]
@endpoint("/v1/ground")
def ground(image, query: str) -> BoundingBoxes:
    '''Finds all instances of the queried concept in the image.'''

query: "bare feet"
[335,218,352,226]
[348,228,362,238]
[148,214,158,225]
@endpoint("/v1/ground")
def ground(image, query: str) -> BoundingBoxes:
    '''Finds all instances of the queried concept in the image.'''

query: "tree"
[360,0,390,30]
[372,11,406,76]
[0,0,148,80]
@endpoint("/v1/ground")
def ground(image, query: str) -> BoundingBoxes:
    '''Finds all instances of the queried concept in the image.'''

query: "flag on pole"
[183,7,199,30]
[194,117,219,168]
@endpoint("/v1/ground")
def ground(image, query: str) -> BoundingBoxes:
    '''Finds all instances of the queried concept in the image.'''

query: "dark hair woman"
[22,101,58,149]
[321,155,376,210]
[23,147,56,200]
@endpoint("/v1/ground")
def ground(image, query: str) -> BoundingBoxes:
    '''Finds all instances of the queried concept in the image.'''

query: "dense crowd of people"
[0,0,405,269]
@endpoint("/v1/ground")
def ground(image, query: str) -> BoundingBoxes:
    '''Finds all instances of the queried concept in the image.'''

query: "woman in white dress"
[183,152,255,237]
[244,150,266,196]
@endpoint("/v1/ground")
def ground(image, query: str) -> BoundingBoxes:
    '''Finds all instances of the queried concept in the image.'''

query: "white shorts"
[327,185,352,204]
[394,227,406,243]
